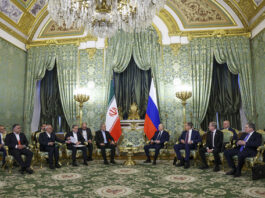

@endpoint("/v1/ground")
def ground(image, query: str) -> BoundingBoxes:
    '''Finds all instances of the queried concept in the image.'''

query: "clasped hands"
[100,141,115,146]
[237,140,246,146]
[151,140,161,144]
[17,144,26,149]
[180,139,193,144]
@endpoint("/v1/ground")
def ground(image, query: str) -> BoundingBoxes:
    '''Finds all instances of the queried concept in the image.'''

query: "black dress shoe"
[104,161,109,165]
[199,165,209,170]
[55,164,61,168]
[25,168,34,174]
[152,161,156,165]
[72,162,78,166]
[226,169,236,175]
[110,160,116,164]
[49,165,55,169]
[173,157,177,165]
[87,158,93,161]
[19,167,26,174]
[83,162,88,166]
[184,162,190,169]
[213,166,220,172]
[144,159,151,163]
[234,171,241,177]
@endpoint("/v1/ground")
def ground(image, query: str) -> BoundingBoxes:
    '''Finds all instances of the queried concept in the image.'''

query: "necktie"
[185,131,189,144]
[157,132,161,140]
[17,135,21,145]
[240,134,250,152]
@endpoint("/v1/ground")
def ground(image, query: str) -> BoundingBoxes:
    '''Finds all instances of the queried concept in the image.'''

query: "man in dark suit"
[38,124,65,169]
[95,123,116,165]
[199,122,223,172]
[0,125,7,168]
[78,122,93,161]
[173,122,201,168]
[224,123,262,177]
[144,124,170,165]
[65,125,88,166]
[221,120,237,141]
[5,124,33,174]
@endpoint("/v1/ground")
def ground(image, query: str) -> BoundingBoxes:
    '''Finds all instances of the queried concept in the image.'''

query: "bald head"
[158,124,164,131]
[223,120,230,129]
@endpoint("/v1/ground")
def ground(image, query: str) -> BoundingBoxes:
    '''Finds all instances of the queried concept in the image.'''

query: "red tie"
[185,131,189,144]
[18,140,21,145]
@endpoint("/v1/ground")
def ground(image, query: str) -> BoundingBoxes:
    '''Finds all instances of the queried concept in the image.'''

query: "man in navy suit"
[5,124,33,174]
[173,122,201,169]
[0,125,7,168]
[224,123,262,177]
[65,125,88,166]
[144,124,170,165]
[221,120,237,141]
[78,122,93,161]
[38,125,65,169]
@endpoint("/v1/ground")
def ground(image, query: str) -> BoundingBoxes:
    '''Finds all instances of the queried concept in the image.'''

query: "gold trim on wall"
[0,22,27,43]
[250,11,265,30]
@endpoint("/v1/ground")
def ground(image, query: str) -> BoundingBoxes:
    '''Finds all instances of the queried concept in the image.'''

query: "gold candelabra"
[74,92,90,127]
[176,91,192,130]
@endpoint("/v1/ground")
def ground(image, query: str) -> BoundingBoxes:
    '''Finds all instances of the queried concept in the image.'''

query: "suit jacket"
[5,132,29,150]
[65,131,85,149]
[151,131,170,147]
[221,127,237,140]
[39,132,64,150]
[178,129,202,146]
[95,130,114,147]
[236,132,262,153]
[205,130,223,151]
[78,128,93,141]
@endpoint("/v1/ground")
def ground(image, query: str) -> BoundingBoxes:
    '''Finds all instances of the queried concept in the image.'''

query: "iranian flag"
[106,79,122,142]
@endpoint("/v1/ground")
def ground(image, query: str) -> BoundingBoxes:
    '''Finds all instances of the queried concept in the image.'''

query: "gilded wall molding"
[0,22,27,43]
[86,48,97,59]
[170,44,182,56]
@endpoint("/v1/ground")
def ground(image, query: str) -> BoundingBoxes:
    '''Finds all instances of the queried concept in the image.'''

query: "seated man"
[38,124,65,169]
[65,125,88,166]
[173,122,201,169]
[78,122,93,161]
[199,122,223,172]
[144,124,169,165]
[224,123,262,177]
[0,125,6,168]
[221,120,237,141]
[5,124,33,174]
[95,123,116,165]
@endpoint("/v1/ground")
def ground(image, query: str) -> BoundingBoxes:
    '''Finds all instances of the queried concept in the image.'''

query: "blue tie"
[240,134,250,152]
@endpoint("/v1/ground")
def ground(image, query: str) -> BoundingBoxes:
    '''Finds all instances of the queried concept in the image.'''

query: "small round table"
[120,146,139,166]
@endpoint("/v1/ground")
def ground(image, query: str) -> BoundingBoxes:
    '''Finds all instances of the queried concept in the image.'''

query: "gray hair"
[247,123,255,130]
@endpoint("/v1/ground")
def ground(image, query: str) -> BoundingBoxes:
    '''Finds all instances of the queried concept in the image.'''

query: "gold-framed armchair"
[35,132,64,168]
[2,132,35,173]
[232,129,265,169]
[204,130,234,170]
[148,130,171,160]
[174,129,206,167]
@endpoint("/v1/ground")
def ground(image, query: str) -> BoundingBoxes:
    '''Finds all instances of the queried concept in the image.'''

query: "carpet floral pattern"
[0,160,265,198]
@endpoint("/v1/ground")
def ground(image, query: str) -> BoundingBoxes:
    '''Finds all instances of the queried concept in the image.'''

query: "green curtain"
[190,38,214,129]
[24,45,77,137]
[191,36,255,129]
[214,37,255,122]
[201,59,242,130]
[114,57,151,119]
[39,66,70,132]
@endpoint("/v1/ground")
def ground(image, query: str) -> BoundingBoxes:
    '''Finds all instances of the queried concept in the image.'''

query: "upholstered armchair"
[147,130,171,160]
[204,130,234,170]
[232,130,265,169]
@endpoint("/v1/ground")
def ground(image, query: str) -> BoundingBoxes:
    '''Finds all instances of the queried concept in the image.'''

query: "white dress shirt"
[157,131,163,140]
[187,129,192,143]
[82,130,88,141]
[73,132,78,142]
[46,132,51,138]
[14,132,20,148]
[101,131,107,144]
[0,133,3,145]
[212,129,216,147]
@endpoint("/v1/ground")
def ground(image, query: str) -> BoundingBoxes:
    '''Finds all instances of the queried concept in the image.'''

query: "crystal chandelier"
[47,0,165,38]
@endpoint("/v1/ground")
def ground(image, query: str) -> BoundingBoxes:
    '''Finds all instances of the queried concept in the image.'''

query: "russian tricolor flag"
[144,78,160,140]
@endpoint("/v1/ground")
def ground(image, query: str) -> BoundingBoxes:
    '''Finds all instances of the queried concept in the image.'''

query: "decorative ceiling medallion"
[167,0,236,28]
[0,0,23,23]
[38,19,85,39]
